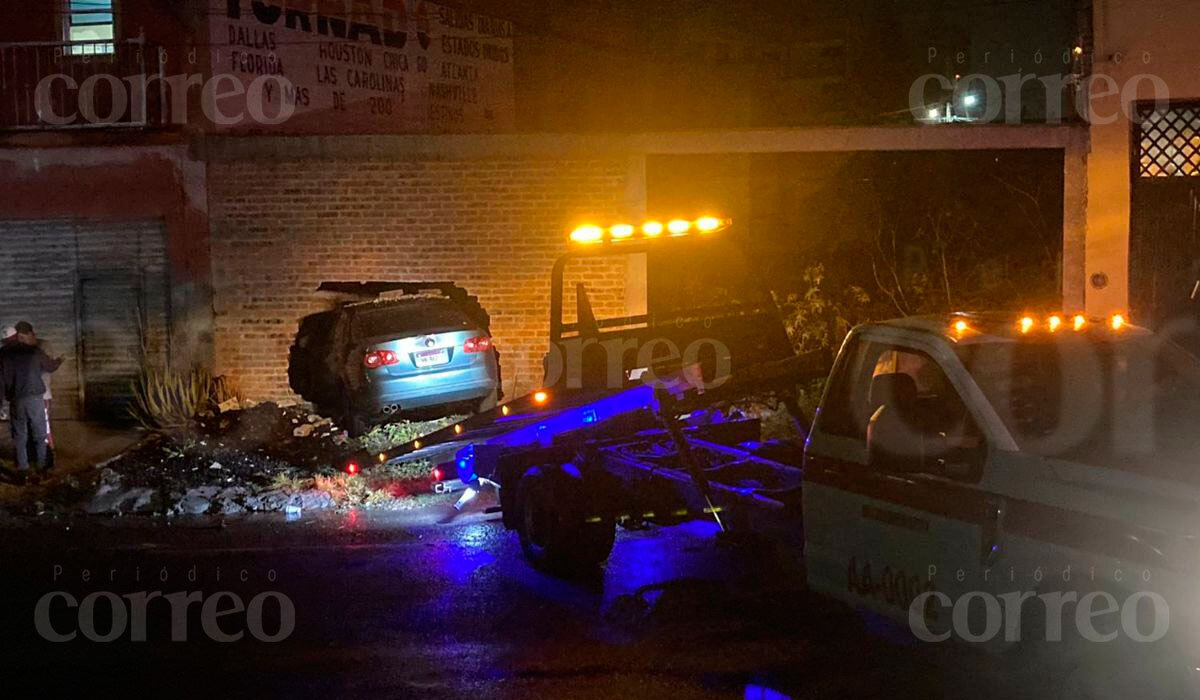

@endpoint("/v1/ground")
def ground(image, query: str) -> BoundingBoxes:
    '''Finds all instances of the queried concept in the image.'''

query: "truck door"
[805,333,998,636]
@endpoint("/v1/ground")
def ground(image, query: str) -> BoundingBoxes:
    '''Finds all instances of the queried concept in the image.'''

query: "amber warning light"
[571,217,730,244]
[1012,313,1126,335]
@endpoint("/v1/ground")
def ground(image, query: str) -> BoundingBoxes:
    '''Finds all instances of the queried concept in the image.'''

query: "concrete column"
[173,152,215,371]
[1062,127,1089,312]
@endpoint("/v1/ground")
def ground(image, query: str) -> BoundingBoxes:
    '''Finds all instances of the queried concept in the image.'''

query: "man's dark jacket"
[0,345,60,403]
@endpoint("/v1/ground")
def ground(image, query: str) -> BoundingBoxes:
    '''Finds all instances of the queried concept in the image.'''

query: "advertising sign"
[211,0,515,133]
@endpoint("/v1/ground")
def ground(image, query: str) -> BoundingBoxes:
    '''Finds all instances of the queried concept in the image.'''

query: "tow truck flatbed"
[337,217,821,567]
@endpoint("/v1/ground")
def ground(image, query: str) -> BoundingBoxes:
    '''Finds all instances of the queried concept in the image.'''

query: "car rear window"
[352,300,473,340]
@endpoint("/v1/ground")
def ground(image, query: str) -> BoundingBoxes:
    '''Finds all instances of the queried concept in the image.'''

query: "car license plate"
[414,348,450,368]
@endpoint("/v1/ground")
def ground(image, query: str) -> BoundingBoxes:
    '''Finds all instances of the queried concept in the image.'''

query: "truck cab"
[803,312,1200,685]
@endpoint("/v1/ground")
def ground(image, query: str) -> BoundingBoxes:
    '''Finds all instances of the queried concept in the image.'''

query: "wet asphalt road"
[0,497,1005,699]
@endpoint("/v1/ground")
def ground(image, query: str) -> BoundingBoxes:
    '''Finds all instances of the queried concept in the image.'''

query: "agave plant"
[128,366,242,431]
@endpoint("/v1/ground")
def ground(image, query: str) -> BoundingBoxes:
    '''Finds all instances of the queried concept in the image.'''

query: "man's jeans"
[11,396,47,471]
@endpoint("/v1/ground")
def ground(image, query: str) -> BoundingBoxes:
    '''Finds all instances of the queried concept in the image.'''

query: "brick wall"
[208,157,632,403]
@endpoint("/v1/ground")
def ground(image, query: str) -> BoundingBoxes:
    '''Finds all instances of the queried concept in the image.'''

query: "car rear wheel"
[515,465,615,571]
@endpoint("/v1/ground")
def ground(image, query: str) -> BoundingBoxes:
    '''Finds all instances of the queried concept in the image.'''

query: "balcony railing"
[0,37,165,130]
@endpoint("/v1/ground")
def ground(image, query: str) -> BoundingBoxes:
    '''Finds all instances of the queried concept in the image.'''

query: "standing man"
[16,322,55,463]
[0,326,62,481]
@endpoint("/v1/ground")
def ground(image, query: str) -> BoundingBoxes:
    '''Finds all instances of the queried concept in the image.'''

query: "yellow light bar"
[667,219,691,235]
[570,225,604,244]
[1047,315,1062,332]
[953,320,969,334]
[533,390,549,405]
[610,224,635,239]
[1019,316,1035,334]
[1073,314,1086,331]
[1111,314,1125,330]
[571,217,730,244]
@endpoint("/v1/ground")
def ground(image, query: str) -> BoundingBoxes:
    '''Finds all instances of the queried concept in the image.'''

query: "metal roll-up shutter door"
[76,220,170,421]
[0,219,169,421]
[0,220,83,418]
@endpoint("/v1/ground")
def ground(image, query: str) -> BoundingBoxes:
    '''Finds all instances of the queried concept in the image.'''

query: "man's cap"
[14,321,33,334]
[2,327,17,340]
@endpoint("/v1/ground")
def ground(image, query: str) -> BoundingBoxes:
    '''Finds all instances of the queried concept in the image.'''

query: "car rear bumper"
[361,365,496,413]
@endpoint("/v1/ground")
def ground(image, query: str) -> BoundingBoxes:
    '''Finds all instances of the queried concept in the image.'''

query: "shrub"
[353,417,462,454]
[269,472,314,492]
[129,367,241,431]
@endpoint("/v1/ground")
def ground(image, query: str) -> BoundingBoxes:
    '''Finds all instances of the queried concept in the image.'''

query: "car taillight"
[463,336,492,353]
[364,350,399,368]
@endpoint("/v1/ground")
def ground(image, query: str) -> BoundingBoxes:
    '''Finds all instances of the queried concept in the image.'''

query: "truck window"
[873,348,975,444]
[821,339,977,447]
[957,336,1200,483]
[817,336,874,440]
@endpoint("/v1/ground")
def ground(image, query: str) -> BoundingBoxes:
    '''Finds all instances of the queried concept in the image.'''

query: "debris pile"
[81,403,454,517]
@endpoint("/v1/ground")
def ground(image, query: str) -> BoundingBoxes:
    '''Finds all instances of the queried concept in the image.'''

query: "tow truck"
[344,217,1200,694]
[352,216,827,557]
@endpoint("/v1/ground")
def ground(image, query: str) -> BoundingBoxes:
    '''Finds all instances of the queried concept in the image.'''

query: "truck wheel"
[515,465,615,571]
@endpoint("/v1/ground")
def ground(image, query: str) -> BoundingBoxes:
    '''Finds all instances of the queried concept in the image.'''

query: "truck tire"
[515,465,615,571]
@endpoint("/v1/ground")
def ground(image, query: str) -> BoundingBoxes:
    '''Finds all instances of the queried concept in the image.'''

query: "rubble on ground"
[75,403,459,518]
[85,469,154,515]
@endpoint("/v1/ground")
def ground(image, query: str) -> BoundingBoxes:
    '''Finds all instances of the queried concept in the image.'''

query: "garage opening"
[0,219,170,421]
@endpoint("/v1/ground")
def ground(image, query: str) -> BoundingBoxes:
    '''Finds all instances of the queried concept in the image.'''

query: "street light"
[962,93,978,107]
